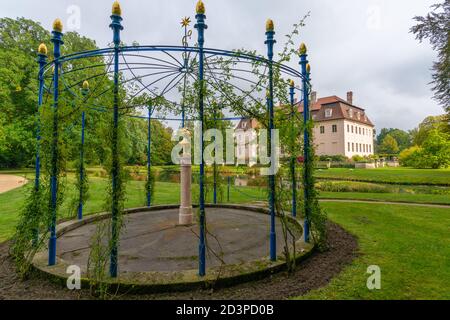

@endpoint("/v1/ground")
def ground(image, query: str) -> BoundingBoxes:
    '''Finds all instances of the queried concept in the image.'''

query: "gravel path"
[0,174,27,194]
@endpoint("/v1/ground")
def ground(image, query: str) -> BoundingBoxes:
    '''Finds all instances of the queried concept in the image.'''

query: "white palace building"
[235,91,375,160]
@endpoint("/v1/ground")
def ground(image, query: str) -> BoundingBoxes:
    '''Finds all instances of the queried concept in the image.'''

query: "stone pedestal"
[179,154,193,225]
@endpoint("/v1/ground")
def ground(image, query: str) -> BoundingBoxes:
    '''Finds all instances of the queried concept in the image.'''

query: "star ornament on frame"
[181,17,191,27]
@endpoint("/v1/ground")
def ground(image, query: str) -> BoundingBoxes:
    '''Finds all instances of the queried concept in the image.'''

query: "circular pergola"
[31,0,314,284]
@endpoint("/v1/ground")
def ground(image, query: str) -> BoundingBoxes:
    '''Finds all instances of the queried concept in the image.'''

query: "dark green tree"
[410,1,450,117]
[376,128,412,151]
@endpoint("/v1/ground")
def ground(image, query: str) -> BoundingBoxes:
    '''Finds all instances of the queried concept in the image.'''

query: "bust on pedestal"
[179,129,193,225]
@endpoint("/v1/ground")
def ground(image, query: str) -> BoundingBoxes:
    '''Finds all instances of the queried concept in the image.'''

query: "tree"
[410,115,448,146]
[377,128,412,151]
[418,129,450,168]
[378,134,399,155]
[0,17,176,168]
[410,1,450,117]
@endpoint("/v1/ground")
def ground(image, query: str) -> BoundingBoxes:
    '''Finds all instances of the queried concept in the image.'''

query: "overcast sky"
[3,0,444,131]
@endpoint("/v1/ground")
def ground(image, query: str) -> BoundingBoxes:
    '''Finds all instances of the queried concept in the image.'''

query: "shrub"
[352,155,364,162]
[318,155,348,162]
[399,146,421,167]
[400,130,450,169]
[316,181,391,193]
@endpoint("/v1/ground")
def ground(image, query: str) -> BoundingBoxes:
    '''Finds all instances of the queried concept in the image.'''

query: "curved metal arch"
[44,45,309,84]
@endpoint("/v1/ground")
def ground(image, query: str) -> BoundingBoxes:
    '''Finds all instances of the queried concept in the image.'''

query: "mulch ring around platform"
[0,222,358,300]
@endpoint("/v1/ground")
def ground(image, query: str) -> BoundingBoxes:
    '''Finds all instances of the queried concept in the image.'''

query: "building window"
[351,126,354,133]
[359,127,361,134]
[352,143,354,152]
[356,144,359,152]
[320,126,325,134]
[363,144,366,153]
[369,145,372,153]
[359,143,362,152]
[347,124,350,132]
[325,109,333,118]
[332,124,337,133]
[348,142,350,152]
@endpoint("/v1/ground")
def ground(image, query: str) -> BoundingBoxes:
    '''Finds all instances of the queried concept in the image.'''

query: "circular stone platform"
[32,205,314,293]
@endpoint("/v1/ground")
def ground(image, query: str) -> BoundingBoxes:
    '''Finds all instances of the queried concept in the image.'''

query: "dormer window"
[357,112,361,120]
[348,108,353,118]
[325,109,333,118]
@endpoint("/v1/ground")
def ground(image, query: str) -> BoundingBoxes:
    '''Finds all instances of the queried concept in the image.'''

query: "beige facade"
[314,119,374,158]
[235,92,375,160]
[305,92,375,158]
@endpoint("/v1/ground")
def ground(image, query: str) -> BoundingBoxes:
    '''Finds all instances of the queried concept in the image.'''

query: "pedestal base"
[179,206,193,225]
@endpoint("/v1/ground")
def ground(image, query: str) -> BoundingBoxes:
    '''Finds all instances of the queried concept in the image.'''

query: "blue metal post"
[265,20,277,261]
[109,7,123,278]
[33,44,47,246]
[35,46,47,192]
[78,83,88,220]
[147,105,152,207]
[289,81,297,218]
[195,1,207,277]
[300,44,310,243]
[48,22,64,266]
[78,110,85,220]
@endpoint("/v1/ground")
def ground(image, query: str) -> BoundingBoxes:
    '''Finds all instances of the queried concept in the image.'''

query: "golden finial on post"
[299,43,307,55]
[82,80,89,90]
[266,19,274,32]
[306,63,311,73]
[290,79,295,87]
[52,18,63,33]
[196,0,205,14]
[38,43,48,55]
[112,1,122,16]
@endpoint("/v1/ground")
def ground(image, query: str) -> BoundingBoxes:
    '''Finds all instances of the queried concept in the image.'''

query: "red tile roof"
[297,95,374,126]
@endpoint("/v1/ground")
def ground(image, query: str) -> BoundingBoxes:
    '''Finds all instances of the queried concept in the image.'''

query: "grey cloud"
[3,0,444,131]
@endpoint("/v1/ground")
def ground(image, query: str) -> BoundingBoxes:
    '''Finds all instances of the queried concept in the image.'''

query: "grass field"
[1,169,449,299]
[315,167,450,186]
[0,176,265,242]
[319,192,450,205]
[300,202,450,300]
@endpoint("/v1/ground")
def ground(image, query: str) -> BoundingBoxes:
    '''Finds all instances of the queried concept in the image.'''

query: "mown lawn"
[1,172,449,299]
[315,167,450,186]
[0,175,265,242]
[318,192,450,205]
[300,202,450,300]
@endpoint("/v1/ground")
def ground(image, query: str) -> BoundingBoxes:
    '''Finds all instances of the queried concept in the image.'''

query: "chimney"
[347,91,353,105]
[311,91,317,103]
